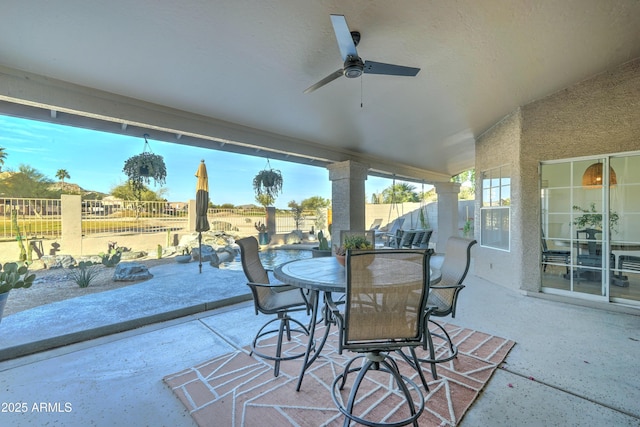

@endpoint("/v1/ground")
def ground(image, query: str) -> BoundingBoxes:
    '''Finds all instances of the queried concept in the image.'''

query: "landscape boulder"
[113,262,153,282]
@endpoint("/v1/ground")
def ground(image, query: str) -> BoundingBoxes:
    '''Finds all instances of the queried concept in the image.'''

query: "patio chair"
[397,229,418,248]
[328,248,434,427]
[420,237,477,379]
[541,229,570,276]
[415,229,433,249]
[368,218,383,231]
[236,236,312,377]
[375,217,405,247]
[575,229,614,282]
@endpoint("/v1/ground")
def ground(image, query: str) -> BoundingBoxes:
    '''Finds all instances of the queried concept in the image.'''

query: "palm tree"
[0,147,7,172]
[381,183,419,203]
[56,169,70,192]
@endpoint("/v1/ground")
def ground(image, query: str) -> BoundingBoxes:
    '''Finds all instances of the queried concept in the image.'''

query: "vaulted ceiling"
[1,0,639,183]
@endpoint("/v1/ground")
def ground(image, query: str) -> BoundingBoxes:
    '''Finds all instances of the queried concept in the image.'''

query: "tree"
[255,193,275,208]
[0,147,6,172]
[0,165,56,198]
[300,196,330,211]
[56,169,70,192]
[287,200,305,230]
[110,181,167,201]
[381,183,419,203]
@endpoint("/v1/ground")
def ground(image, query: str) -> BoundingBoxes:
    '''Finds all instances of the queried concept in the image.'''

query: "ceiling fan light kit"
[304,14,420,93]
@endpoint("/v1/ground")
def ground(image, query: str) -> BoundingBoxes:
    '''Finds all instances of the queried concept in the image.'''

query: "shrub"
[69,261,100,288]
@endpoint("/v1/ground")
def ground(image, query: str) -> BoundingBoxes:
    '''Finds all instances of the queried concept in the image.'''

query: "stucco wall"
[476,58,640,292]
[475,111,522,290]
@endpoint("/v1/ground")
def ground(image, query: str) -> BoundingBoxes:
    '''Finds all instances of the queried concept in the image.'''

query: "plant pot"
[139,166,150,177]
[335,254,346,266]
[0,292,9,324]
[311,247,332,258]
[258,232,270,245]
[175,255,192,263]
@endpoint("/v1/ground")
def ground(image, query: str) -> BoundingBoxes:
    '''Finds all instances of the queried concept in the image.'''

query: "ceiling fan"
[304,14,421,94]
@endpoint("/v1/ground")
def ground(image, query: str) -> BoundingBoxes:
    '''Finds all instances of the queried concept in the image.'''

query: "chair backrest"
[577,228,601,255]
[418,229,433,248]
[541,229,549,252]
[236,236,269,284]
[342,249,432,351]
[368,218,383,230]
[388,217,405,234]
[398,230,417,248]
[428,237,477,317]
[236,236,275,314]
[340,230,376,246]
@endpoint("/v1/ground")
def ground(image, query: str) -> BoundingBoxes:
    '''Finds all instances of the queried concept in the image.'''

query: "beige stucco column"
[434,182,460,253]
[327,160,368,248]
[61,194,82,255]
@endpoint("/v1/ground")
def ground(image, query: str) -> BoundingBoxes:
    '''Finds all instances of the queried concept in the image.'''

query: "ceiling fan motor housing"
[343,55,364,78]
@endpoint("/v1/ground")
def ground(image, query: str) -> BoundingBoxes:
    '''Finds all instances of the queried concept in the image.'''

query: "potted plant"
[572,203,619,233]
[122,134,167,201]
[0,262,36,323]
[255,221,269,245]
[253,160,283,201]
[175,247,192,263]
[311,230,332,258]
[334,235,373,266]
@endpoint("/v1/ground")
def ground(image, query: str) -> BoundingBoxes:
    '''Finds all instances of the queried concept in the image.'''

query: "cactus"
[0,262,36,294]
[101,251,121,267]
[157,244,163,259]
[317,230,329,251]
[11,210,27,262]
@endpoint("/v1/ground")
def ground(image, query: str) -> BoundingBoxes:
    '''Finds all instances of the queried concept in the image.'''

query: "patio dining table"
[274,255,441,391]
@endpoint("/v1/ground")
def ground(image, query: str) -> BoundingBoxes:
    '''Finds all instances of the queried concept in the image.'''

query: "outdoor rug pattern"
[164,323,514,426]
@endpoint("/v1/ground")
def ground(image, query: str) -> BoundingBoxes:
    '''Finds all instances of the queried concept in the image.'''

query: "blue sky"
[0,115,413,208]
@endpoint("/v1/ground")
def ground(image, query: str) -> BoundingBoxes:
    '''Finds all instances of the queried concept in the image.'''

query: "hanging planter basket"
[253,160,283,200]
[122,134,167,190]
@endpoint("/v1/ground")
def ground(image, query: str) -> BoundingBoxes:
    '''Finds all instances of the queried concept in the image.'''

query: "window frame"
[480,165,511,251]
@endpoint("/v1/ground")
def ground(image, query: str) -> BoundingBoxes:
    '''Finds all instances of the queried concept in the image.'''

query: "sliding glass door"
[541,153,640,305]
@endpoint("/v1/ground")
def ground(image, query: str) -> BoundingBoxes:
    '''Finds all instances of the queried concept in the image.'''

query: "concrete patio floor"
[0,257,639,426]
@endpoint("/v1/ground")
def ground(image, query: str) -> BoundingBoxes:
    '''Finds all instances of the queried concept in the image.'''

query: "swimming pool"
[220,248,312,271]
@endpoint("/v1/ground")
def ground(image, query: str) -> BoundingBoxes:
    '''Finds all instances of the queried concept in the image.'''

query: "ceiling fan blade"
[304,69,344,94]
[330,14,358,62]
[364,61,420,77]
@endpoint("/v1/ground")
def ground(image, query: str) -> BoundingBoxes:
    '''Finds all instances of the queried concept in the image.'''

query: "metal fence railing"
[81,200,188,235]
[207,208,266,235]
[0,198,62,239]
[0,198,321,241]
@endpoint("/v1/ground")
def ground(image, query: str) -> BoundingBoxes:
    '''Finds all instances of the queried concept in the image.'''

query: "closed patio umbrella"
[195,160,210,273]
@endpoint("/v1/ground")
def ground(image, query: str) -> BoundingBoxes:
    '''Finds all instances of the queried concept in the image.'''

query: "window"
[480,165,510,251]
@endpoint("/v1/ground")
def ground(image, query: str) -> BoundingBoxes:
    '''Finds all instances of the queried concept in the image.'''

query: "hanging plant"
[252,159,283,201]
[122,134,167,199]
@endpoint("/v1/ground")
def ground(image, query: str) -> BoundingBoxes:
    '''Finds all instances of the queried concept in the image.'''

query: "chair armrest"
[429,283,465,291]
[246,281,294,289]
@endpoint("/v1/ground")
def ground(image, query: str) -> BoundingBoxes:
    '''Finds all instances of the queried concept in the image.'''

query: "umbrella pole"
[198,232,203,273]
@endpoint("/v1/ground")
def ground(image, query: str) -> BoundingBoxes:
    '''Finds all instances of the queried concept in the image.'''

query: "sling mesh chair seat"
[420,237,477,379]
[328,249,434,427]
[237,237,313,377]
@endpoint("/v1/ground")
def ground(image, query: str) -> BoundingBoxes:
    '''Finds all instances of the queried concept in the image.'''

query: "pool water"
[220,249,312,271]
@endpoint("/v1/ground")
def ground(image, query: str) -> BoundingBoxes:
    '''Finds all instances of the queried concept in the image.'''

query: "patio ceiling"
[1,1,639,183]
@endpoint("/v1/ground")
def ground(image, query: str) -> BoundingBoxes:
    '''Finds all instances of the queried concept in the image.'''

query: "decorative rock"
[285,232,302,245]
[113,262,153,282]
[119,250,147,260]
[191,245,215,262]
[209,246,237,268]
[41,255,76,269]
